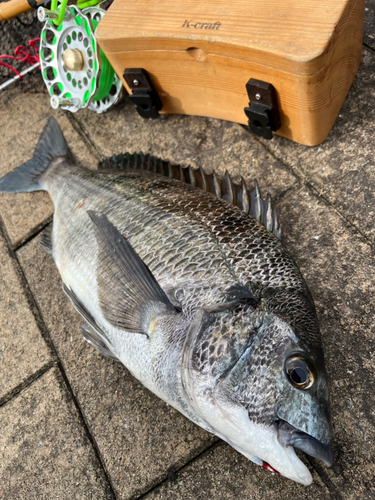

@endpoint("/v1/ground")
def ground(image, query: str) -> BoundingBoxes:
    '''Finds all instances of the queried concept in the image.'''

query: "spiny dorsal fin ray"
[88,211,179,335]
[224,170,235,205]
[98,153,281,239]
[240,176,250,214]
[212,171,222,199]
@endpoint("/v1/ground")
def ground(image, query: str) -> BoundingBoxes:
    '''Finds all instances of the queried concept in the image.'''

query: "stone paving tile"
[145,443,331,500]
[257,48,375,244]
[0,229,51,399]
[17,235,217,500]
[364,0,375,50]
[277,188,375,499]
[0,367,113,499]
[74,97,298,203]
[0,91,98,247]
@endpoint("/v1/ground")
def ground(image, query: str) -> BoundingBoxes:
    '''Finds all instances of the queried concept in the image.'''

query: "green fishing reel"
[38,2,122,113]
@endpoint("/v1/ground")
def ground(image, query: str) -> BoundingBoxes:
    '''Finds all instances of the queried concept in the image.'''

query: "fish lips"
[277,419,333,467]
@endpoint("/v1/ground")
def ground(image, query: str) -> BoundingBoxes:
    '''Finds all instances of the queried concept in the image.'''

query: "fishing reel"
[38,1,122,113]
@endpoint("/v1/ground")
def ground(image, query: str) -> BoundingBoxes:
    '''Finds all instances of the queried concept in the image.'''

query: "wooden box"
[96,0,365,146]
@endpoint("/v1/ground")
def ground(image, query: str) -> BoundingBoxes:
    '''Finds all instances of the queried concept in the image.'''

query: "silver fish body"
[0,118,333,485]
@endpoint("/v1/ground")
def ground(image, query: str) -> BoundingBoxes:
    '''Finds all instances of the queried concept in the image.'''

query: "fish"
[0,117,333,485]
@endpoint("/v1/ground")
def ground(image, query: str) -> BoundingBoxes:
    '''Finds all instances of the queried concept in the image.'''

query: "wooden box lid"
[96,0,364,145]
[96,0,359,76]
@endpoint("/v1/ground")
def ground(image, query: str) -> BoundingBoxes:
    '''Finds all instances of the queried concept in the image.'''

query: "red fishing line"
[0,38,40,80]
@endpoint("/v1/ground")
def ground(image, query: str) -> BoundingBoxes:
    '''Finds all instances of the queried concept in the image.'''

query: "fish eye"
[285,354,315,390]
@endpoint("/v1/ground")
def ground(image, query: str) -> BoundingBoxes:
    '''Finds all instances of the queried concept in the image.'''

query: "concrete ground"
[1,4,375,499]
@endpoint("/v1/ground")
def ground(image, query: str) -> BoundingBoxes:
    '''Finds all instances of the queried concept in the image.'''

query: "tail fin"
[0,117,70,193]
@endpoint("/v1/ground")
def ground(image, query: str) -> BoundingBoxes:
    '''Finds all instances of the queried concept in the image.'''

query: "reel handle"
[0,0,48,21]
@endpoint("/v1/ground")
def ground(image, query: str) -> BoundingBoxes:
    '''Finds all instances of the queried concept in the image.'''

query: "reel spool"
[38,4,122,113]
[83,7,122,113]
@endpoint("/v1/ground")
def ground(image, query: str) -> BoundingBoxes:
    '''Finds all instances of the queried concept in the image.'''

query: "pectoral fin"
[88,211,179,335]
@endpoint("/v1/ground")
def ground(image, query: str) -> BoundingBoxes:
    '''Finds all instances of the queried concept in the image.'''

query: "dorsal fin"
[98,153,281,239]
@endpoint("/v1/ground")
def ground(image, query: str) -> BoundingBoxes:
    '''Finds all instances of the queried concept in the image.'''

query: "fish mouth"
[248,419,333,482]
[229,436,314,485]
[277,419,333,468]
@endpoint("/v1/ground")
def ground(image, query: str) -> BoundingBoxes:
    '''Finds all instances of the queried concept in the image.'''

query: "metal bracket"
[244,79,281,140]
[124,68,163,119]
[28,0,51,10]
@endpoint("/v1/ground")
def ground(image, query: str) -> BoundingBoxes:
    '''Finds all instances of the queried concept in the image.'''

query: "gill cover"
[181,299,259,427]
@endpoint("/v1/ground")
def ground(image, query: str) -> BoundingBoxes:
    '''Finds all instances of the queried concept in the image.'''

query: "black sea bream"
[0,118,333,485]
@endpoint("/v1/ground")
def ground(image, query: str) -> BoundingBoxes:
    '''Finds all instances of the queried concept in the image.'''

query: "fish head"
[182,302,332,485]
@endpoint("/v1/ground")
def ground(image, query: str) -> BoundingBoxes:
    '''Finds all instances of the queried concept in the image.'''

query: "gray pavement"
[1,4,375,499]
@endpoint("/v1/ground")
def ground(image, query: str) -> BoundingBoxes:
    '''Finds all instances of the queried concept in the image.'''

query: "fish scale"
[0,118,333,486]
